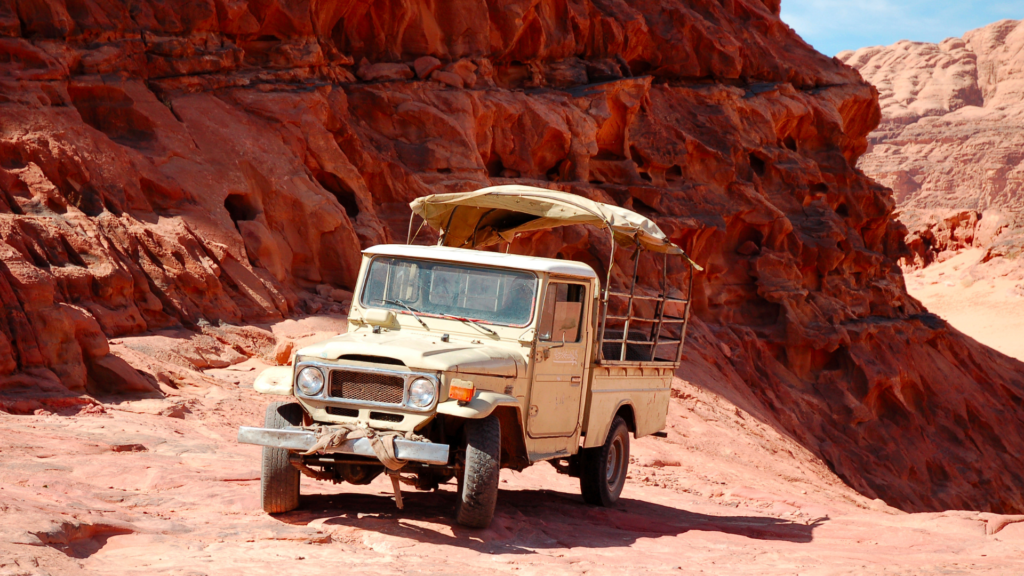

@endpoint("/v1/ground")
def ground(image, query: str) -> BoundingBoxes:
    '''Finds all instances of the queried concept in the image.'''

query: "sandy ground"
[3,316,1024,575]
[905,250,1024,362]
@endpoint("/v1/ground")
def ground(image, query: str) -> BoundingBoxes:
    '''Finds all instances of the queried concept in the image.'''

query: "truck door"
[528,281,589,438]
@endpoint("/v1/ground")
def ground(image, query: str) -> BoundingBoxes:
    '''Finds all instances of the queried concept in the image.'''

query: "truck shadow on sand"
[275,486,821,553]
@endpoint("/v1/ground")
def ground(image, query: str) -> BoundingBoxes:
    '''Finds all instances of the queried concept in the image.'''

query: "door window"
[538,283,586,343]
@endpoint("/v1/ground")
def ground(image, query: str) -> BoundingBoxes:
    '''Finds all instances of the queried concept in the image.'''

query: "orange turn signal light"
[448,379,475,403]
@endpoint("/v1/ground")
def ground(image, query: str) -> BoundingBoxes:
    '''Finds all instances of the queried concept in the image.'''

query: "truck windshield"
[360,257,538,327]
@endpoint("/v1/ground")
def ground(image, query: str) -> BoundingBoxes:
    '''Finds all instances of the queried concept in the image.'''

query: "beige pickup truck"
[239,185,698,528]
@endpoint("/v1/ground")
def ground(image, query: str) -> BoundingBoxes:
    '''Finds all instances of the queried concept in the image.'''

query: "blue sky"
[780,0,1022,56]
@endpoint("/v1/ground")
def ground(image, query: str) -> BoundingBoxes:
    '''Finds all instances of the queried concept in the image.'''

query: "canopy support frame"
[649,252,669,357]
[676,260,695,365]
[406,213,427,245]
[596,228,616,368]
[438,205,462,246]
[619,242,642,362]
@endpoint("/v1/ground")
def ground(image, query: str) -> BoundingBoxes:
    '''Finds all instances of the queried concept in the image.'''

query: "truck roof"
[363,244,598,279]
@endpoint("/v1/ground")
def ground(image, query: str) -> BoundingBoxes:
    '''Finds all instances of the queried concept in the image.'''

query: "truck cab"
[239,185,697,528]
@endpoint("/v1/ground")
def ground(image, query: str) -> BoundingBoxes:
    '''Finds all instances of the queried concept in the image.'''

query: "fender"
[584,399,635,449]
[254,366,294,396]
[436,391,520,419]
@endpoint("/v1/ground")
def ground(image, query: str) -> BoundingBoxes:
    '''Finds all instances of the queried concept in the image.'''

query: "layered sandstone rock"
[839,20,1024,267]
[1,0,1023,515]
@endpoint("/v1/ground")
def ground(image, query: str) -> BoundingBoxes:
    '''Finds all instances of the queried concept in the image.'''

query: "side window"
[538,283,586,342]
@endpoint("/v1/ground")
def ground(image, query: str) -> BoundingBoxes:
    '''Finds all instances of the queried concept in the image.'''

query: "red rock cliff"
[1,0,1024,514]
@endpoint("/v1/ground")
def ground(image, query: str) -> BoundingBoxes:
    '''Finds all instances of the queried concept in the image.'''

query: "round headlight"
[296,367,325,396]
[408,378,436,408]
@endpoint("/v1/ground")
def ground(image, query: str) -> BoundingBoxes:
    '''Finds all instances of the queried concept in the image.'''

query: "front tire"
[455,416,501,528]
[261,401,303,514]
[580,416,630,506]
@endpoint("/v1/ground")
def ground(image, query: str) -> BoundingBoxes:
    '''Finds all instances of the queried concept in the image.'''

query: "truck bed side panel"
[581,366,672,448]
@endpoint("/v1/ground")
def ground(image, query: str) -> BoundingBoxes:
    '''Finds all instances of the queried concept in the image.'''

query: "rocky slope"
[838,19,1024,267]
[1,0,1024,517]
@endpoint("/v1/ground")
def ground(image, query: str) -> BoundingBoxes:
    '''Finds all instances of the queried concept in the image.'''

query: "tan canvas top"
[410,186,698,267]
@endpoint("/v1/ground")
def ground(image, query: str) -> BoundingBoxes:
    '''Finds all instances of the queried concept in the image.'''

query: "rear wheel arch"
[614,402,637,437]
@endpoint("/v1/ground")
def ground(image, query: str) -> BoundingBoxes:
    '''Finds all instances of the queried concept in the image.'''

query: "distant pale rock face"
[839,19,1024,266]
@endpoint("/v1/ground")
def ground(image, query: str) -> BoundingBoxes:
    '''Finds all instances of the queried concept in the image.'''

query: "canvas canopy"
[409,185,699,267]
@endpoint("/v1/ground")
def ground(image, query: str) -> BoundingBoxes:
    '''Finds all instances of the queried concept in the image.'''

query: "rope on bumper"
[300,424,427,471]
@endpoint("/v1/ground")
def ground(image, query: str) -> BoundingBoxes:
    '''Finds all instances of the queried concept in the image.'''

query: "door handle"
[546,333,568,351]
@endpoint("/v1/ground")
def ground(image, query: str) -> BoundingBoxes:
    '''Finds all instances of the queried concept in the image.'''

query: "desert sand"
[905,250,1024,362]
[3,316,1024,576]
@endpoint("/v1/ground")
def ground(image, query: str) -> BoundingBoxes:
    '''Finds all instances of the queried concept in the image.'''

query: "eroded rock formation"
[1,0,1024,514]
[839,20,1024,267]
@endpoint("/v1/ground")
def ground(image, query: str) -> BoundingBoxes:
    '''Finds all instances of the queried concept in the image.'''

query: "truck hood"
[297,331,524,378]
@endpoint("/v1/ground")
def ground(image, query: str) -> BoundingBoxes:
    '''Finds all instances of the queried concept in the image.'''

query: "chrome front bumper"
[237,426,450,465]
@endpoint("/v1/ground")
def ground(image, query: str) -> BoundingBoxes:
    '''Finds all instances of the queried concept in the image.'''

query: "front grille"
[327,406,359,417]
[370,412,404,423]
[329,370,404,404]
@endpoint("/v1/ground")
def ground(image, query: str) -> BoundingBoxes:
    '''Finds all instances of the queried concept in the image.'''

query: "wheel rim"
[606,436,624,486]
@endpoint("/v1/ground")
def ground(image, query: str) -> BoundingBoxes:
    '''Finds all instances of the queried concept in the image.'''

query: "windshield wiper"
[445,315,498,336]
[381,299,496,336]
[382,299,430,330]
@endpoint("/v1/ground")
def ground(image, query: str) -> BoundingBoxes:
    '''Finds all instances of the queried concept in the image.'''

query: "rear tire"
[455,416,501,528]
[580,416,630,506]
[261,401,303,514]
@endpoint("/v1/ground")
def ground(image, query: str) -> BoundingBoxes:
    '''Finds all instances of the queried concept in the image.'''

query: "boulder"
[357,62,414,82]
[430,70,464,88]
[444,59,477,88]
[413,56,442,79]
